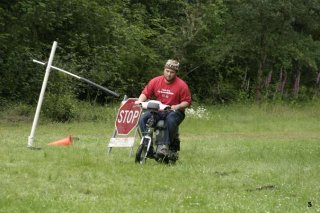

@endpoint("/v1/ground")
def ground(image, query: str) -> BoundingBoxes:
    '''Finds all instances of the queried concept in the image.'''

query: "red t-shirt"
[142,76,192,106]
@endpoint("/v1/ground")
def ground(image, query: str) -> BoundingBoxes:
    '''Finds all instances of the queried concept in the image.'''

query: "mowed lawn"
[0,103,319,212]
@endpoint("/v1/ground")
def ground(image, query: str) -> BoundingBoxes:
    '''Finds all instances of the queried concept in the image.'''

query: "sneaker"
[157,145,169,156]
[168,151,179,161]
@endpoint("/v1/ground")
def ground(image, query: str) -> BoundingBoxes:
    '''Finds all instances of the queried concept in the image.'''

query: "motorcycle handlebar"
[136,100,172,111]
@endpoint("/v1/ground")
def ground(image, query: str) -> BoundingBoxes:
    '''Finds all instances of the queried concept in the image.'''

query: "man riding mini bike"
[134,59,192,164]
[135,100,180,164]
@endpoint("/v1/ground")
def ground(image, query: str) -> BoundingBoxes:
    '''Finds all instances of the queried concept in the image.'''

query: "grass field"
[0,103,319,212]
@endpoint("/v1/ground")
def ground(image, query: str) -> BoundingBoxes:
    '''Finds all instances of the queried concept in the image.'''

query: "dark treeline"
[1,0,320,105]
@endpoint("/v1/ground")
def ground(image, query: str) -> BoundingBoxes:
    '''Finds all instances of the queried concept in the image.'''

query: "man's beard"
[165,76,175,83]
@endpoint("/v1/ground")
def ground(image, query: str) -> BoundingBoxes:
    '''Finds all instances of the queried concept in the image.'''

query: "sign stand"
[108,127,140,157]
[107,96,142,157]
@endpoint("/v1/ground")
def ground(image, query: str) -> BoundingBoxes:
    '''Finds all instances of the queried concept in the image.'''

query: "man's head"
[163,59,179,83]
[165,59,179,72]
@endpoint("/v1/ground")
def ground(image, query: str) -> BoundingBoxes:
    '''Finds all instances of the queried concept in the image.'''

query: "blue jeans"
[139,110,185,145]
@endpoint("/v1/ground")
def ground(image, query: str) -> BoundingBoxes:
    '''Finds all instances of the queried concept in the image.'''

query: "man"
[136,59,192,156]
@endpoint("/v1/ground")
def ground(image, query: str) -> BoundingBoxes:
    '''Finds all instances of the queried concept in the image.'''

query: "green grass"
[0,103,319,212]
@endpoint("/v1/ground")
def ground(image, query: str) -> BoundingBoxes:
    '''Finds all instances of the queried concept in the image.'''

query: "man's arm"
[135,93,147,104]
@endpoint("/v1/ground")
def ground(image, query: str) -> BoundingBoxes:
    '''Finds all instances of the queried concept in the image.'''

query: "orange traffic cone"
[48,135,73,146]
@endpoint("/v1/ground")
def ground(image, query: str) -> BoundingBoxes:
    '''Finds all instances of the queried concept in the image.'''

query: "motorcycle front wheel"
[135,142,148,164]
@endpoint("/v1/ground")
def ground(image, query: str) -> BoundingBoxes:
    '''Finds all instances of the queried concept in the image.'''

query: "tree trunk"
[255,53,267,103]
[255,61,263,103]
[276,67,283,93]
[281,71,287,96]
[314,71,320,99]
[264,70,272,98]
[293,69,301,97]
[255,30,267,103]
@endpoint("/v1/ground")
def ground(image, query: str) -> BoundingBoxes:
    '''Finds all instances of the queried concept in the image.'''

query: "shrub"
[185,105,209,120]
[0,102,33,122]
[42,93,78,122]
[72,101,118,122]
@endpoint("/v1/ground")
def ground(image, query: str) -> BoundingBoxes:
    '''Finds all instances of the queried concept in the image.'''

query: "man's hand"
[171,101,190,111]
[171,105,180,111]
[134,100,142,105]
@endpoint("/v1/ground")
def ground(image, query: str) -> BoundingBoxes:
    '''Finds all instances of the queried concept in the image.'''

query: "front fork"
[140,135,152,155]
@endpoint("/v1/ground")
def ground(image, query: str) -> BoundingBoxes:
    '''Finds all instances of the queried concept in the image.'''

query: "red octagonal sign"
[115,98,142,135]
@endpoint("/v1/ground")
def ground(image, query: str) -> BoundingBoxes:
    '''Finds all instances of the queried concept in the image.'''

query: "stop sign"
[115,98,142,135]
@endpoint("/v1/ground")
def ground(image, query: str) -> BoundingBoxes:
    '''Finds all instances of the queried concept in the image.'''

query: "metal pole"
[32,59,119,97]
[28,41,58,148]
